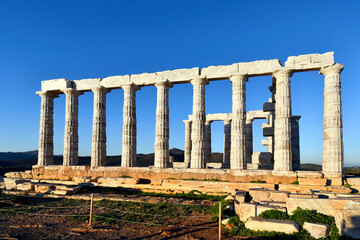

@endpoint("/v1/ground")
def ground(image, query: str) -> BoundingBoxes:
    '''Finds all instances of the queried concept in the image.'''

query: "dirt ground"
[0,213,246,240]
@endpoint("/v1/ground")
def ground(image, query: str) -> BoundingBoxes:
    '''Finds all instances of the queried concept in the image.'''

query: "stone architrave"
[320,63,344,174]
[223,119,231,167]
[36,91,59,166]
[230,74,248,169]
[183,120,192,167]
[205,120,212,163]
[121,84,140,167]
[62,88,83,166]
[190,77,209,169]
[291,116,301,170]
[154,80,173,168]
[273,69,293,171]
[245,119,253,163]
[91,86,110,167]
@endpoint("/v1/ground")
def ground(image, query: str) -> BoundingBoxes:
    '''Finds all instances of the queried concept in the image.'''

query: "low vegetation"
[225,208,340,240]
[249,180,266,183]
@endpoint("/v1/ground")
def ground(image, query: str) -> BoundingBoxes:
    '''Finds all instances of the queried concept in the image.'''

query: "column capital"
[36,91,59,99]
[320,63,344,75]
[190,76,209,86]
[155,80,173,88]
[91,86,111,94]
[229,74,248,82]
[61,88,84,96]
[183,120,192,124]
[273,68,293,79]
[121,83,141,92]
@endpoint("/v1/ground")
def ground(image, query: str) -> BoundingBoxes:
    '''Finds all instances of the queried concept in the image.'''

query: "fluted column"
[91,86,110,167]
[154,80,173,168]
[223,120,231,168]
[273,69,293,171]
[190,77,209,169]
[121,84,140,167]
[245,119,253,163]
[62,88,83,166]
[230,74,248,169]
[183,120,192,167]
[37,91,58,166]
[320,63,344,174]
[291,116,301,170]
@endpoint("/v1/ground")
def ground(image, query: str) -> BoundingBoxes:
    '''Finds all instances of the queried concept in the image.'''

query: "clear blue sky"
[0,1,359,166]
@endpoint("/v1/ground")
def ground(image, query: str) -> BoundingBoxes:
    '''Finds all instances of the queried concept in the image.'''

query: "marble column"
[37,91,58,166]
[190,77,209,169]
[245,119,253,163]
[154,80,173,168]
[291,116,301,170]
[91,86,110,167]
[121,84,140,167]
[183,120,192,167]
[223,120,231,168]
[205,120,212,163]
[273,69,293,171]
[230,74,248,169]
[320,63,344,174]
[62,88,82,166]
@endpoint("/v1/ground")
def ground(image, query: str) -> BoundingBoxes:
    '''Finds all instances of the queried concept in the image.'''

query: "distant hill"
[0,150,38,160]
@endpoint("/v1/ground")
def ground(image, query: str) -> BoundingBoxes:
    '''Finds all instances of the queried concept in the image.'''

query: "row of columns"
[37,64,344,173]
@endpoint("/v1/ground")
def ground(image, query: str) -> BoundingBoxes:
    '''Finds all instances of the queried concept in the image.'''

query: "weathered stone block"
[236,202,286,222]
[296,171,324,179]
[335,201,360,239]
[298,178,327,186]
[245,217,299,234]
[101,75,130,88]
[327,186,352,194]
[201,64,238,79]
[303,222,330,239]
[16,182,34,191]
[238,59,282,76]
[285,52,334,70]
[347,176,360,186]
[73,78,101,91]
[286,198,354,216]
[249,189,289,203]
[4,178,25,190]
[156,67,199,82]
[130,72,157,85]
[34,184,54,193]
[41,78,72,91]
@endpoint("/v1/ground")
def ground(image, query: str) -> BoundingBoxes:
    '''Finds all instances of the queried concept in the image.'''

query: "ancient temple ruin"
[34,52,344,182]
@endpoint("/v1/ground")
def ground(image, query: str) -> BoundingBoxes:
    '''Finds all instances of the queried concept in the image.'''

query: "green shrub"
[290,180,299,185]
[258,209,289,220]
[120,175,131,178]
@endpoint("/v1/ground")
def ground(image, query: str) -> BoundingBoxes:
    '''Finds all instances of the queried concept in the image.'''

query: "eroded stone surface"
[335,201,360,238]
[245,217,299,234]
[303,222,329,239]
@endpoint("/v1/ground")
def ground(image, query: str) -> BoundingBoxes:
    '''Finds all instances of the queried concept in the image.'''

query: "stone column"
[245,119,253,163]
[183,120,192,167]
[190,77,209,169]
[291,116,301,170]
[230,74,248,169]
[154,80,173,168]
[273,69,293,171]
[320,63,344,174]
[205,120,212,163]
[91,86,110,167]
[37,91,58,166]
[62,89,82,166]
[121,84,140,167]
[223,120,231,168]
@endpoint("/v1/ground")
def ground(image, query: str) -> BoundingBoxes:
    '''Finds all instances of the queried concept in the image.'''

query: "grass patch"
[290,180,299,185]
[226,208,340,239]
[120,175,131,178]
[249,180,266,183]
